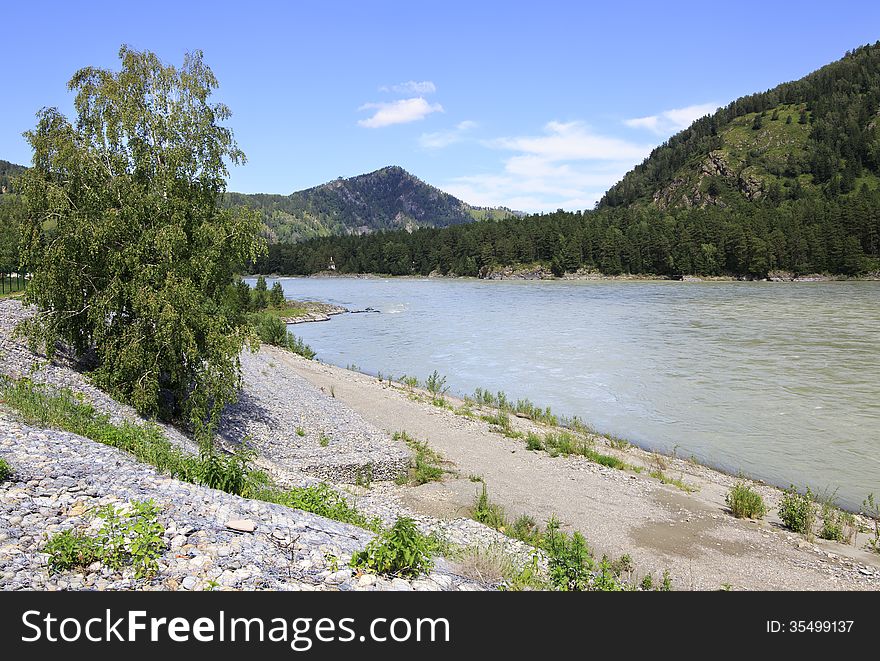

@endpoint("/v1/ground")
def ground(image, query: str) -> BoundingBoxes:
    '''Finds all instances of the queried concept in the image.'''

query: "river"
[255,276,880,509]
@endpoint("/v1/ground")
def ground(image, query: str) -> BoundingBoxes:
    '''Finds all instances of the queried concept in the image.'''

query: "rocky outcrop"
[652,151,763,209]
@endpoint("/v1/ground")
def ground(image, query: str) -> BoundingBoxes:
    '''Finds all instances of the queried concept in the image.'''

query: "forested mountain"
[0,159,26,194]
[601,42,880,210]
[224,166,516,243]
[256,44,880,278]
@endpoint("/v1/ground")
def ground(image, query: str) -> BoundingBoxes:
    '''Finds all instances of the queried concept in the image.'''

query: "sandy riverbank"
[278,352,880,591]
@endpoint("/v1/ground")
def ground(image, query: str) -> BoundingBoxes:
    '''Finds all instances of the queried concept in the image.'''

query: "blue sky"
[3,1,880,211]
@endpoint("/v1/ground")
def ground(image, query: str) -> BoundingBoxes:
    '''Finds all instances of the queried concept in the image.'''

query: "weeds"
[0,457,11,481]
[295,426,305,437]
[319,434,330,447]
[471,484,509,531]
[393,431,446,486]
[649,470,697,493]
[862,493,880,553]
[355,464,373,489]
[726,481,767,519]
[352,517,434,578]
[819,503,856,544]
[779,486,816,535]
[1,377,378,532]
[45,500,164,579]
[525,432,543,451]
[425,371,448,397]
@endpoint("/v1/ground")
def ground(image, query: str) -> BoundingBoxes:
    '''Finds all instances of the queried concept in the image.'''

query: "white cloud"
[489,121,650,161]
[624,102,718,135]
[358,97,444,128]
[380,80,437,95]
[442,121,652,211]
[419,120,477,149]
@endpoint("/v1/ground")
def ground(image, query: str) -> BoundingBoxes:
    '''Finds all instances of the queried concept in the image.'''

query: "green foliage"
[779,486,817,535]
[862,493,880,553]
[16,46,265,435]
[46,500,164,579]
[269,281,285,307]
[256,482,378,531]
[525,432,543,451]
[542,517,633,591]
[725,481,767,519]
[351,517,435,578]
[0,457,11,481]
[1,376,376,531]
[471,483,509,532]
[249,311,316,359]
[819,503,856,543]
[44,530,99,573]
[393,431,445,486]
[425,371,448,396]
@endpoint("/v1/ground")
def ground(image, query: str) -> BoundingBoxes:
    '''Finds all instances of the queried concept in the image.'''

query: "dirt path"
[281,354,880,591]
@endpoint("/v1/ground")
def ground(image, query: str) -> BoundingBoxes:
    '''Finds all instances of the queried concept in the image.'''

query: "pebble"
[0,300,490,592]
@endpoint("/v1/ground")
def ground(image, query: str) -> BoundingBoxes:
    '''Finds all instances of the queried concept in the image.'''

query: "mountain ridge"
[224,165,520,243]
[600,42,880,211]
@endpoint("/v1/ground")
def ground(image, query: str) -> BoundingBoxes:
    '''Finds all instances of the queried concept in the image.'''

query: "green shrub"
[819,504,856,543]
[509,514,542,546]
[249,312,316,359]
[45,530,99,573]
[255,482,379,531]
[726,481,767,519]
[424,371,447,397]
[525,432,543,451]
[543,517,599,591]
[352,517,434,578]
[0,457,11,481]
[779,486,816,535]
[46,499,164,579]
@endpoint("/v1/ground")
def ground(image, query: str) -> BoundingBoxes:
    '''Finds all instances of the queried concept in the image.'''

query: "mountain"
[0,159,26,194]
[224,166,517,243]
[260,44,880,279]
[600,42,880,210]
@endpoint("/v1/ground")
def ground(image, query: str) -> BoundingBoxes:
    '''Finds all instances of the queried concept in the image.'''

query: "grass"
[649,470,698,493]
[725,481,767,519]
[450,544,547,590]
[393,431,447,486]
[0,376,378,531]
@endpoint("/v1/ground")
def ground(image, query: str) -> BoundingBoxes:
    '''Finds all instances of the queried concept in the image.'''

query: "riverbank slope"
[283,353,880,591]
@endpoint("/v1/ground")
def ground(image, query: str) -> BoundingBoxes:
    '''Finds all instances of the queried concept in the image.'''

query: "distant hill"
[0,159,26,194]
[260,43,880,279]
[600,42,880,210]
[225,166,518,243]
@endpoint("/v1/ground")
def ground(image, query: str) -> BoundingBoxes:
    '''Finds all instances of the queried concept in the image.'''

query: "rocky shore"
[0,299,525,591]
